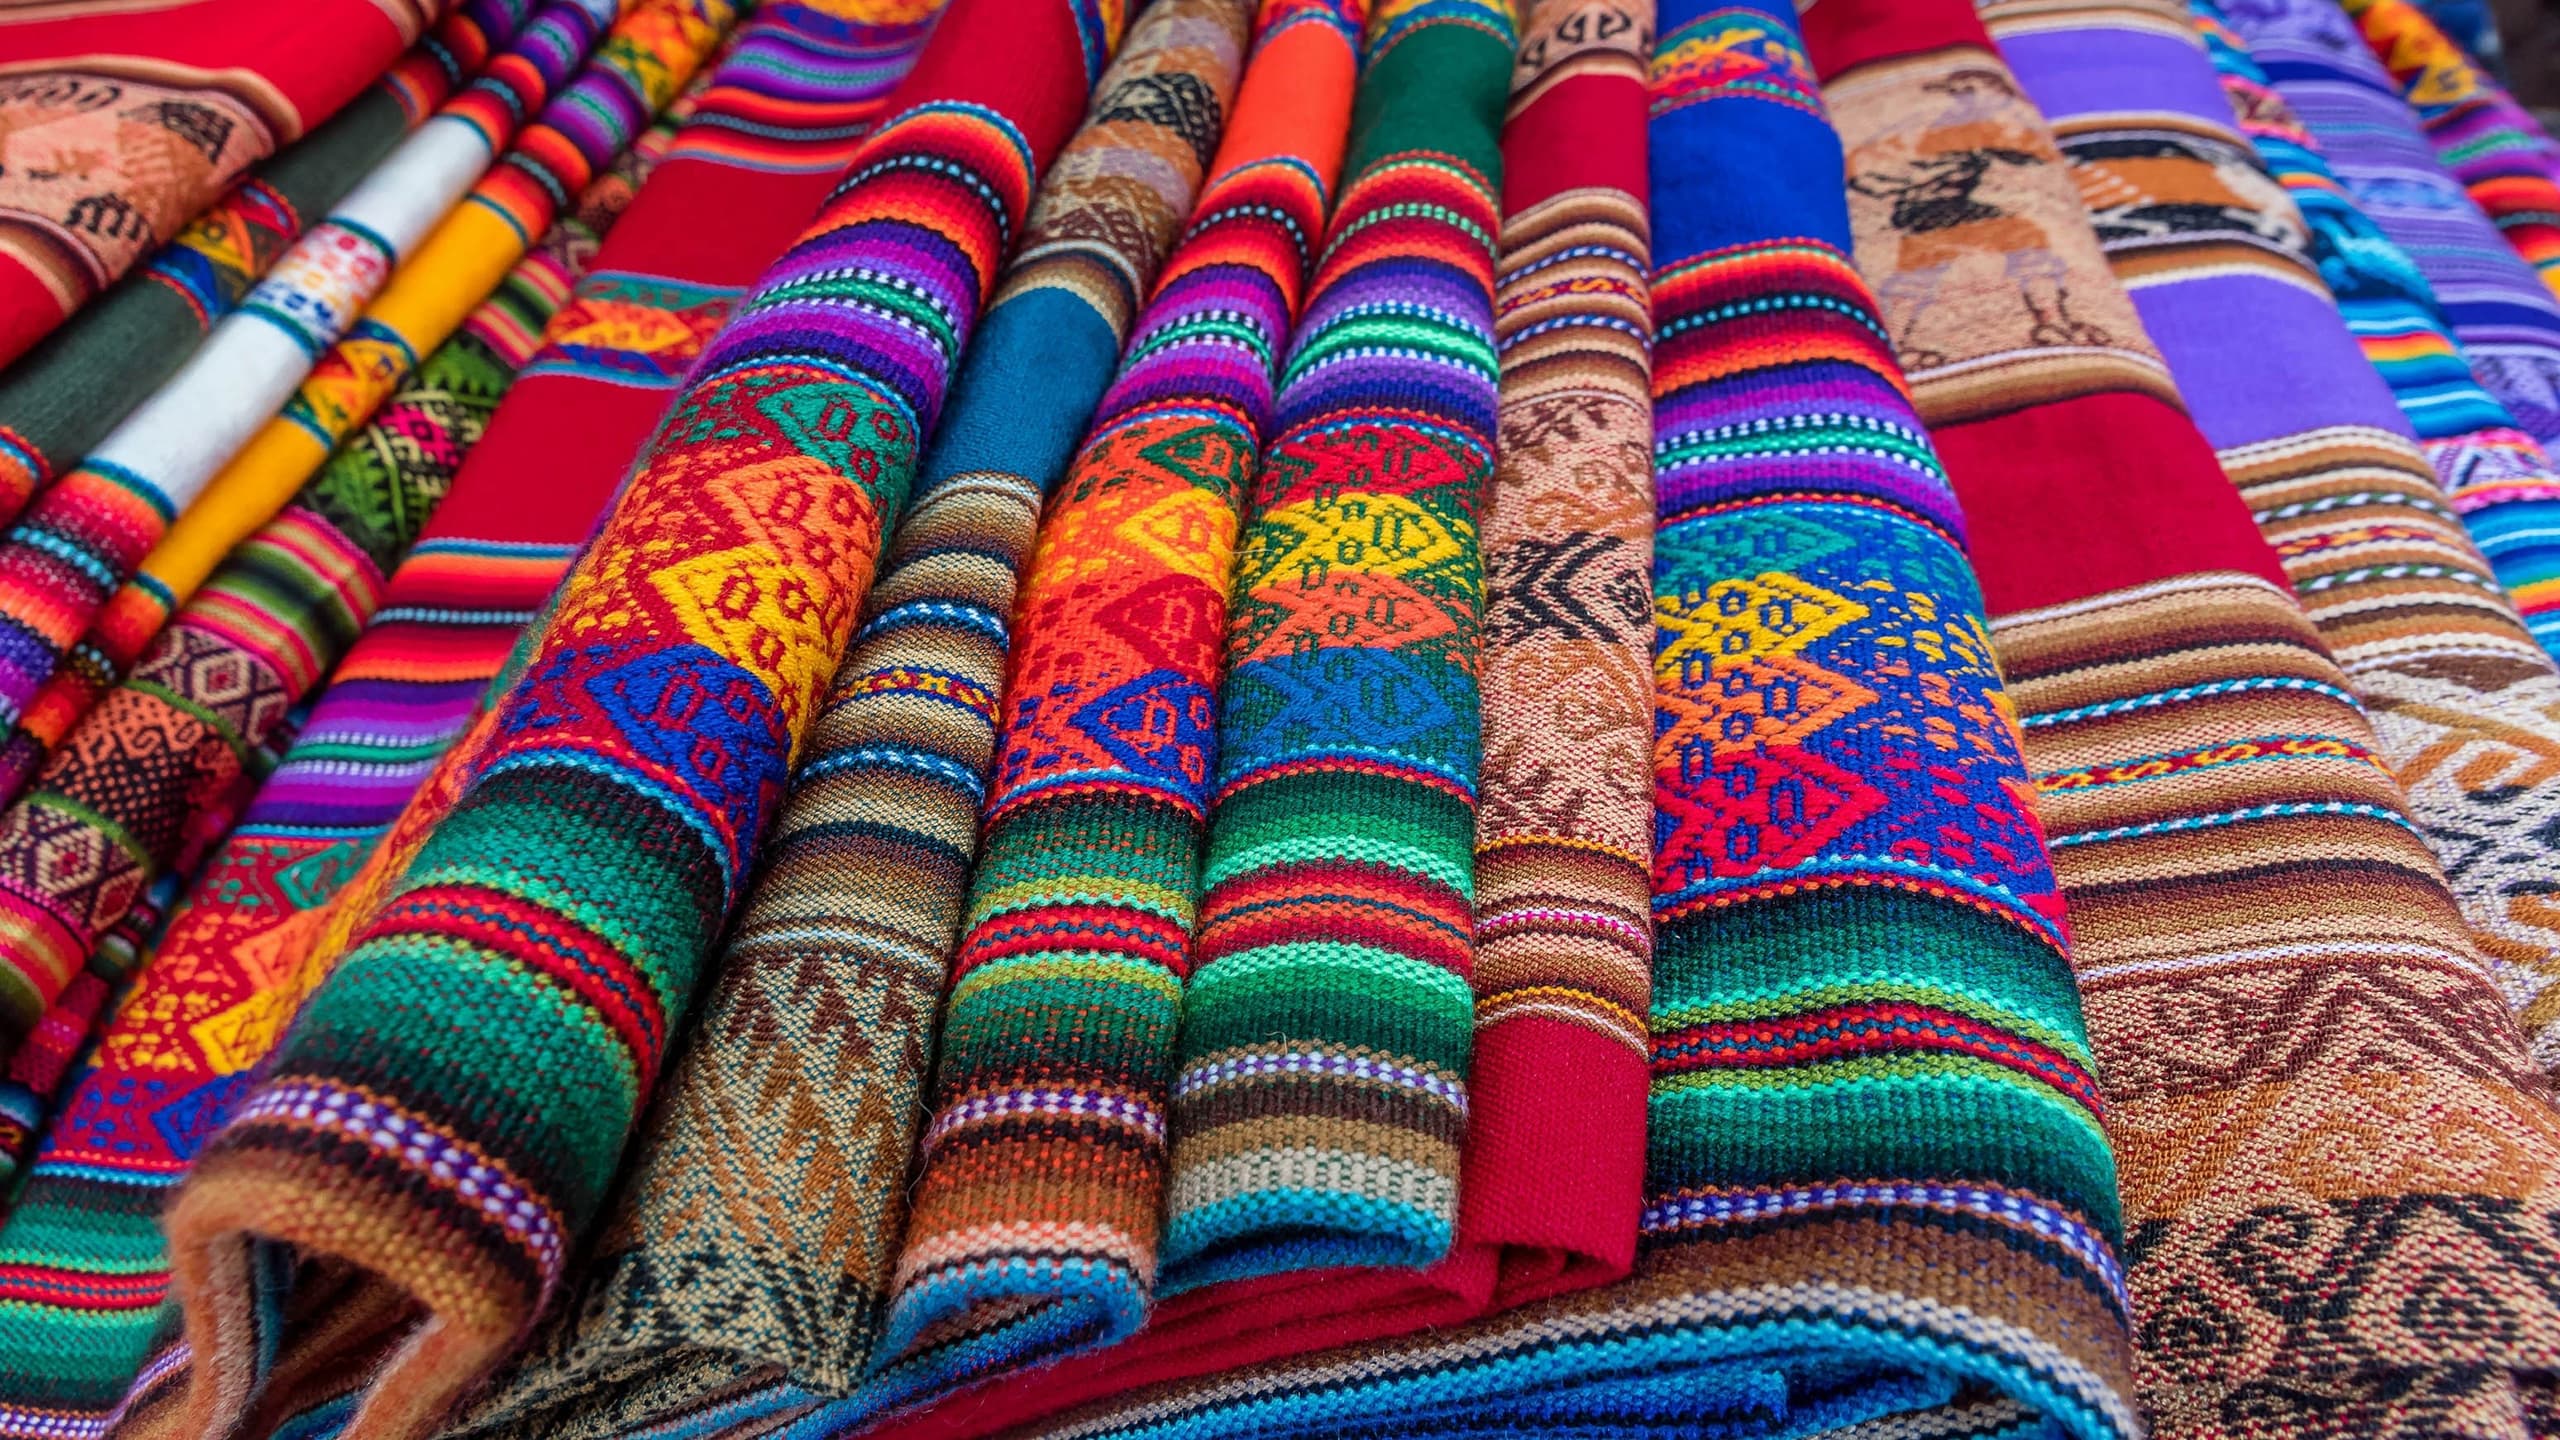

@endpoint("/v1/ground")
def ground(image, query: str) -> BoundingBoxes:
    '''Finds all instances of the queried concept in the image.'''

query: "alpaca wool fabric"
[897,8,2138,1436]
[145,1,1129,1436]
[0,94,684,1205]
[2188,0,2560,653]
[447,3,1256,1433]
[0,0,440,370]
[0,1,733,1091]
[858,11,1653,1440]
[0,109,677,1439]
[1151,0,1509,1299]
[0,0,620,874]
[2218,0,2560,465]
[0,0,536,530]
[1987,0,2560,1074]
[1816,1,2560,1430]
[0,0,743,822]
[0,13,943,1432]
[2346,0,2560,298]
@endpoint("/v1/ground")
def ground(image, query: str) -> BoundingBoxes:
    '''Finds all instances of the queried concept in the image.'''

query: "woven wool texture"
[446,3,1256,1434]
[855,11,1657,1440]
[2346,0,2560,299]
[2219,0,2560,487]
[0,0,735,1110]
[0,12,943,1437]
[0,0,440,370]
[2186,4,2560,660]
[0,87,690,1207]
[1814,1,2560,1431]
[0,0,745,825]
[946,7,2141,1438]
[1146,0,1507,1302]
[0,0,623,915]
[140,2,1129,1436]
[0,145,672,1440]
[1986,0,2560,1070]
[0,0,535,530]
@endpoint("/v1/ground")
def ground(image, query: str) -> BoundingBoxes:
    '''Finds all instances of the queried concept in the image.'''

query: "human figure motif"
[1846,66,2113,368]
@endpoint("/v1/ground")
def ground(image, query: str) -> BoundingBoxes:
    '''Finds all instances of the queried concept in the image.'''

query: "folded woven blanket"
[0,0,535,530]
[1814,0,2560,1430]
[2220,0,2560,478]
[1987,0,2560,1082]
[132,3,1127,1437]
[856,5,1656,1435]
[877,6,2141,1437]
[0,0,623,890]
[2346,0,2560,299]
[0,0,441,369]
[448,2,1259,1432]
[0,0,745,814]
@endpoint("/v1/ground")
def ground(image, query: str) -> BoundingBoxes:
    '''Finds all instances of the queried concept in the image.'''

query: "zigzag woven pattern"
[1155,0,1512,1296]
[0,0,745,823]
[140,2,1128,1436]
[0,0,534,527]
[451,3,1262,1432]
[2346,0,2560,299]
[0,0,623,902]
[0,103,682,1440]
[1989,0,2560,1072]
[1819,0,2560,1427]
[902,8,2141,1435]
[2188,0,2560,654]
[2219,0,2560,487]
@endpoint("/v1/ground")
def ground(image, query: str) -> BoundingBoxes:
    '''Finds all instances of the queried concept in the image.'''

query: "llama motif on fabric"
[1831,56,2175,419]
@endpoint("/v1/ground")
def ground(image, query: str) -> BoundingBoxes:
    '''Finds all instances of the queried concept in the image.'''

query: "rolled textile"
[855,5,1657,1438]
[2219,0,2560,466]
[450,2,1262,1432]
[0,9,938,1437]
[0,0,536,530]
[2346,0,2560,299]
[0,0,442,369]
[0,0,620,898]
[0,0,741,834]
[0,0,731,1104]
[2187,3,2560,655]
[1811,0,2560,1430]
[141,2,1128,1437]
[1986,1,2560,1067]
[856,5,2142,1437]
[2,0,749,810]
[0,81,693,1206]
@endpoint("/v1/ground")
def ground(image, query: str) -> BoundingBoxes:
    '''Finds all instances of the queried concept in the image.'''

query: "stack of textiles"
[15,0,2560,1438]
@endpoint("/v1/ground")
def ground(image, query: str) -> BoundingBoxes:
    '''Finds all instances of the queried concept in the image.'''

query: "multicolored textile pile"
[8,0,2560,1437]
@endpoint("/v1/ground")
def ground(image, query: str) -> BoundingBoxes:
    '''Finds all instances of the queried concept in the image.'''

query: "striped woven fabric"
[0,88,688,1201]
[0,10,941,1439]
[0,2,730,1098]
[1817,0,2560,1430]
[2219,0,2560,468]
[0,0,744,824]
[0,0,621,869]
[0,0,535,530]
[140,2,1128,1436]
[0,0,443,371]
[1988,0,2560,1069]
[858,11,1654,1440]
[1150,0,1509,1301]
[448,4,1258,1434]
[2346,0,2560,298]
[2188,1,2560,653]
[891,7,2140,1437]
[0,104,683,1440]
